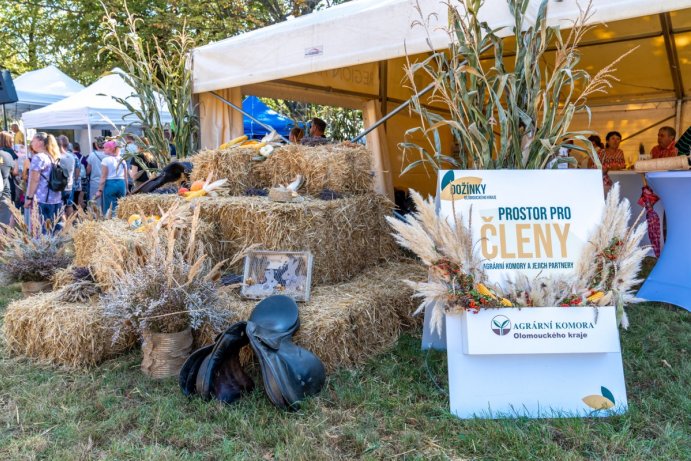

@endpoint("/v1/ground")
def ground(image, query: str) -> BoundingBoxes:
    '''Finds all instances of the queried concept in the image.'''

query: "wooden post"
[363,100,394,201]
[229,87,244,139]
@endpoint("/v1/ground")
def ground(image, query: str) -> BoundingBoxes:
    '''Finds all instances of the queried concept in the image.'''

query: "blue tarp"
[243,96,294,139]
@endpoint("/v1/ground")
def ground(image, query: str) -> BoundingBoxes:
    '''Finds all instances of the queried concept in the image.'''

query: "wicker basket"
[141,328,193,378]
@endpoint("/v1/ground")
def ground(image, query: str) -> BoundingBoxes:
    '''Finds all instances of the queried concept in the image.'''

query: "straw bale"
[197,260,426,371]
[72,216,216,288]
[52,266,75,290]
[190,148,262,195]
[72,220,146,289]
[188,144,373,196]
[2,292,136,368]
[255,144,374,196]
[117,194,398,284]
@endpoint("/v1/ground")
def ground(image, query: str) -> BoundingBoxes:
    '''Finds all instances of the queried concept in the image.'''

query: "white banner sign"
[438,170,604,286]
[461,307,621,355]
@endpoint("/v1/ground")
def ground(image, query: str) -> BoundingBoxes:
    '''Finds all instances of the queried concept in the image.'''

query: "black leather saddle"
[246,295,326,410]
[178,321,254,404]
[179,296,326,410]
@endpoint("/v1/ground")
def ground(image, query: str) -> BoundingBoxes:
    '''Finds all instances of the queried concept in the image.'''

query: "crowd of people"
[0,117,686,231]
[0,124,159,231]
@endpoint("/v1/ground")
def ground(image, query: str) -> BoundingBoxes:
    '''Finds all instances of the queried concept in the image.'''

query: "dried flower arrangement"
[386,184,647,333]
[0,203,74,284]
[100,202,235,343]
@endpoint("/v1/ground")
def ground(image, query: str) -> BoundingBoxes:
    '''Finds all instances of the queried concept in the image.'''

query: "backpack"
[42,158,69,195]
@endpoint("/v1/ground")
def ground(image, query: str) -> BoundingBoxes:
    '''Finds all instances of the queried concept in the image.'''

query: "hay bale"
[190,148,262,195]
[256,144,374,196]
[197,260,426,371]
[2,292,136,368]
[117,194,398,284]
[72,217,216,289]
[72,220,146,289]
[189,144,373,196]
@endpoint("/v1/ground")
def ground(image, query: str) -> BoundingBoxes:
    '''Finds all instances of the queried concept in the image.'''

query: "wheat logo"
[491,315,511,336]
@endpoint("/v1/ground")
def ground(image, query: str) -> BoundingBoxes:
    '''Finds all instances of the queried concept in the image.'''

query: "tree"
[2,0,351,84]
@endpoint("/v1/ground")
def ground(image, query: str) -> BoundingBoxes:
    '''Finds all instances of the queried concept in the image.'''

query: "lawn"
[0,284,689,460]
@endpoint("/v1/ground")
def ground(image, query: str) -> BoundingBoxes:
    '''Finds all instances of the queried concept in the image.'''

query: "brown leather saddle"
[178,321,254,404]
[179,295,325,409]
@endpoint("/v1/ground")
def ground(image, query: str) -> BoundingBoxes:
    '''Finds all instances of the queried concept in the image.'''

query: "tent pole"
[2,104,6,131]
[350,44,491,143]
[209,91,291,144]
[351,81,435,143]
[87,122,93,155]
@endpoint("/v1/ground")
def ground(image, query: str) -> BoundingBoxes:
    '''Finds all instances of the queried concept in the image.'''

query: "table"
[637,171,691,311]
[609,171,665,253]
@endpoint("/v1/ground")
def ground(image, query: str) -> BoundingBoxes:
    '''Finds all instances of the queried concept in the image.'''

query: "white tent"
[194,0,689,93]
[22,69,172,135]
[192,0,691,197]
[6,65,84,118]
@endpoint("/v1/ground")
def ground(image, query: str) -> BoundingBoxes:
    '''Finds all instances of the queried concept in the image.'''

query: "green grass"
[0,285,689,460]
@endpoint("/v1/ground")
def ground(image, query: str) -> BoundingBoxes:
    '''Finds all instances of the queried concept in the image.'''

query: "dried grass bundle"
[0,201,75,283]
[196,260,425,371]
[388,184,647,333]
[2,292,136,368]
[72,211,216,289]
[117,194,398,284]
[100,202,237,342]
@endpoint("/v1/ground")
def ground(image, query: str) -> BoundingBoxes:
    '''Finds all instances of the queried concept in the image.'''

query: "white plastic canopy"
[7,65,84,117]
[22,69,172,130]
[192,0,691,95]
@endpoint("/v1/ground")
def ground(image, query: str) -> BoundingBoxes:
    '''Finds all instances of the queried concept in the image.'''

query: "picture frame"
[241,250,314,302]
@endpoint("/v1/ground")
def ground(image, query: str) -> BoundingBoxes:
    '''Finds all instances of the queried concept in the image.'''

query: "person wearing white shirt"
[93,141,128,215]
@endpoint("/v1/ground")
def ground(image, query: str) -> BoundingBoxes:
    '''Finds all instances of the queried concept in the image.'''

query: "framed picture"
[241,250,314,302]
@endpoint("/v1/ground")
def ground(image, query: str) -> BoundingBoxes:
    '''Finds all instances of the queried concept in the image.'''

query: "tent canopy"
[7,65,84,118]
[192,0,691,197]
[22,69,172,130]
[193,0,691,104]
[243,96,295,138]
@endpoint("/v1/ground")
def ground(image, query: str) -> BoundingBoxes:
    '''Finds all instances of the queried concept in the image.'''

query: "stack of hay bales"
[2,144,423,372]
[118,143,421,370]
[118,143,398,285]
[2,292,136,368]
[117,194,396,284]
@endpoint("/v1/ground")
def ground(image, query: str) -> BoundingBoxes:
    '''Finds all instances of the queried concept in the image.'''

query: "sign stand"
[446,307,627,418]
[435,170,627,419]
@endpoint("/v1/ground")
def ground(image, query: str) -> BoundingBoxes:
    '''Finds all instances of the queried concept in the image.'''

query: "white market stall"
[8,65,85,119]
[22,69,172,153]
[191,0,691,198]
